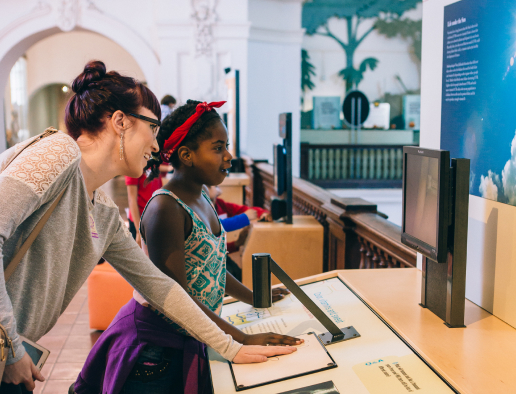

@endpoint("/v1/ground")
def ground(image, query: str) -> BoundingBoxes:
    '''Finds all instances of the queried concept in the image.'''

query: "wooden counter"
[338,268,516,394]
[212,269,516,393]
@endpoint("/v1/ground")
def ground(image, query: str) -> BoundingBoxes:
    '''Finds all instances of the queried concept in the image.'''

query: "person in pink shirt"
[125,174,163,246]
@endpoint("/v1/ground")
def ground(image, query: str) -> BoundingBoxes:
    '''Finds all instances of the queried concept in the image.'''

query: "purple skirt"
[74,298,210,394]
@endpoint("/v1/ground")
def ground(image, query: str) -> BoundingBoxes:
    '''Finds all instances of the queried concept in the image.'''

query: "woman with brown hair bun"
[0,60,295,393]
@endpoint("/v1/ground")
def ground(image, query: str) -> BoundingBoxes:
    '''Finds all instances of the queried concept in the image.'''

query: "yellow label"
[353,355,453,393]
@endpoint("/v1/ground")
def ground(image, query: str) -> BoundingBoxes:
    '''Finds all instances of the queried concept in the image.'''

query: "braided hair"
[146,100,223,179]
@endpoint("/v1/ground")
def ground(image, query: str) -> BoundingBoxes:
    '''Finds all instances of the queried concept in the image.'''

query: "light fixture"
[62,86,69,93]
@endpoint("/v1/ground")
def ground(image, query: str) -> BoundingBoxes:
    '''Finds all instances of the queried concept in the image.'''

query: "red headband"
[161,101,226,162]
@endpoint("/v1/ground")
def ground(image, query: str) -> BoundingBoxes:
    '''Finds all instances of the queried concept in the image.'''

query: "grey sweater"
[0,132,242,364]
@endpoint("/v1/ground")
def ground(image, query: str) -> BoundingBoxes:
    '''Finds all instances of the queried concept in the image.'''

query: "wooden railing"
[243,157,416,271]
[300,143,414,188]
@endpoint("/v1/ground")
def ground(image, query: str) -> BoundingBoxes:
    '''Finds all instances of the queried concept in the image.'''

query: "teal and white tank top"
[141,189,227,334]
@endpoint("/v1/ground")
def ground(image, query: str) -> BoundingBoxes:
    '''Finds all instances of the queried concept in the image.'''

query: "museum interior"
[0,0,515,393]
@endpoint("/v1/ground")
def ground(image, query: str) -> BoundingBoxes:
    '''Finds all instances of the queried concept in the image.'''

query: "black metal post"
[252,253,272,308]
[419,159,469,328]
[251,253,360,345]
[284,115,293,224]
[445,158,469,328]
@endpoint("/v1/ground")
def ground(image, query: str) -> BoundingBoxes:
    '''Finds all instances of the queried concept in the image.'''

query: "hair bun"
[72,60,107,94]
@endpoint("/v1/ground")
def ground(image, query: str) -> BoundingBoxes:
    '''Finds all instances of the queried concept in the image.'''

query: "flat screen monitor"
[402,147,450,263]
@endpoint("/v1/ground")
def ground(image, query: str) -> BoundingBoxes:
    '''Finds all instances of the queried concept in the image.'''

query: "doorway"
[28,83,72,136]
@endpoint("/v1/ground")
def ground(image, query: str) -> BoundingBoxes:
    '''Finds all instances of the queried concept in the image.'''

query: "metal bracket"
[318,326,361,345]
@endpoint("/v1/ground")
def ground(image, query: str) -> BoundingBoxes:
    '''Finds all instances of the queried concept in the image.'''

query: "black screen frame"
[273,144,286,195]
[401,146,450,263]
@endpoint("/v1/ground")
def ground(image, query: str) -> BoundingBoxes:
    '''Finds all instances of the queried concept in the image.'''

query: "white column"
[245,0,304,176]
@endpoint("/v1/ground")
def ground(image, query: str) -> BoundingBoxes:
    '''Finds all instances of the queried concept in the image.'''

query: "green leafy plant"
[375,18,422,61]
[302,0,420,92]
[301,49,316,92]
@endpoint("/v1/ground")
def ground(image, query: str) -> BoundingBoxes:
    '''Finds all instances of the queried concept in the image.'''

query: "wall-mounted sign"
[403,95,420,130]
[313,96,341,129]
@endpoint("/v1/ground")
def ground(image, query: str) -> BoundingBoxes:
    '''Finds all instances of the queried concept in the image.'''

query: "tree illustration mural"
[375,18,422,62]
[301,49,316,105]
[302,0,420,92]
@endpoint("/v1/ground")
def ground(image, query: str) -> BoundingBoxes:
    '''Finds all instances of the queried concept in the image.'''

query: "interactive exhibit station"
[401,147,470,328]
[209,128,471,392]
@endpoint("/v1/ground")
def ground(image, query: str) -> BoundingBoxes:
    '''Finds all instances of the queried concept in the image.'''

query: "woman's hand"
[2,352,45,391]
[272,287,290,302]
[232,344,298,363]
[243,333,303,347]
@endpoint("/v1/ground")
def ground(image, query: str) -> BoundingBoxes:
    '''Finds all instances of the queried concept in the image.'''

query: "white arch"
[0,6,160,151]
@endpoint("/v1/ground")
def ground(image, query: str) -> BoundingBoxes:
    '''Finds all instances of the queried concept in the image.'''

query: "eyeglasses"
[128,113,161,138]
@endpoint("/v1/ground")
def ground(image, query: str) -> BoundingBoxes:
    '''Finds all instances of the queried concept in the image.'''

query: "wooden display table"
[219,173,250,205]
[240,215,323,288]
[338,269,516,394]
[209,269,516,393]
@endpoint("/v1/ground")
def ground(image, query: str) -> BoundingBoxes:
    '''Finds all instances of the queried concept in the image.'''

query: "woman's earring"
[119,132,124,161]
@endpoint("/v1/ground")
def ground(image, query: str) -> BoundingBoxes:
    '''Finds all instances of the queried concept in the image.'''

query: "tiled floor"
[33,284,101,394]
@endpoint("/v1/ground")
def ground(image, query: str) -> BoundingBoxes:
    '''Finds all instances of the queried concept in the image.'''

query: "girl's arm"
[225,271,253,304]
[141,195,301,347]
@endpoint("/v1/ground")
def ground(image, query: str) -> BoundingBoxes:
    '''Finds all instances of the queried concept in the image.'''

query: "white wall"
[25,31,146,98]
[422,0,516,328]
[246,0,303,175]
[0,0,303,163]
[302,3,422,111]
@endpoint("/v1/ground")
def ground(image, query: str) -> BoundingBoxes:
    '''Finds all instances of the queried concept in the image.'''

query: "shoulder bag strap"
[4,188,66,281]
[3,127,65,281]
[3,127,58,170]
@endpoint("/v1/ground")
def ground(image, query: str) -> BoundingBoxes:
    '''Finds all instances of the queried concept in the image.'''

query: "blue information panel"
[441,0,516,206]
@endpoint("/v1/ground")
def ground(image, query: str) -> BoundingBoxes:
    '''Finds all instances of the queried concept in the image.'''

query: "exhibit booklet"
[229,332,337,391]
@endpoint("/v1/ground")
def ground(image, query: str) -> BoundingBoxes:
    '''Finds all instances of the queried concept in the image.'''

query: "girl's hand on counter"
[232,344,298,363]
[272,287,290,302]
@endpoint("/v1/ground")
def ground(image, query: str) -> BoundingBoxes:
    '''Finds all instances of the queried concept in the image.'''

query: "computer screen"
[404,154,439,248]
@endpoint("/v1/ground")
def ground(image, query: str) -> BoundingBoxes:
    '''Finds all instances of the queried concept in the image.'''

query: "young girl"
[131,100,301,392]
